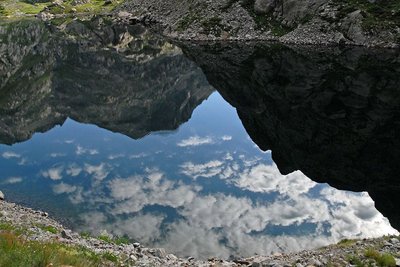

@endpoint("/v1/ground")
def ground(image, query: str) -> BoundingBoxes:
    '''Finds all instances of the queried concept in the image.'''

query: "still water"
[0,18,398,259]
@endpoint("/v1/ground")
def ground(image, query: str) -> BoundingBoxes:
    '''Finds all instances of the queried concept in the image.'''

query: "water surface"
[0,18,398,259]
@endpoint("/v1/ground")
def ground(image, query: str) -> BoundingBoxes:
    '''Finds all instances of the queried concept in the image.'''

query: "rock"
[41,212,48,217]
[71,0,89,5]
[129,254,137,261]
[61,230,72,239]
[133,242,141,248]
[151,248,167,258]
[390,238,400,244]
[0,191,4,200]
[395,258,400,267]
[254,0,275,14]
[309,258,323,266]
[35,12,54,21]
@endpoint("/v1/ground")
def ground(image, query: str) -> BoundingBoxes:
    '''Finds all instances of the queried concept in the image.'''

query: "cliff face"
[180,42,400,230]
[118,0,400,47]
[0,18,213,144]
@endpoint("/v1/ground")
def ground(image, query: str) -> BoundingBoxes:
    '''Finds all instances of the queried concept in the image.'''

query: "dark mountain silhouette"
[181,42,400,230]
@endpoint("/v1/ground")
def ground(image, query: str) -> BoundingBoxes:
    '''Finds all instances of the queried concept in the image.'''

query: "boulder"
[0,190,4,200]
[254,0,276,14]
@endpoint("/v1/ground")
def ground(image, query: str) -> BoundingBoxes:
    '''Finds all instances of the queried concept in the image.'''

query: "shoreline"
[1,196,400,266]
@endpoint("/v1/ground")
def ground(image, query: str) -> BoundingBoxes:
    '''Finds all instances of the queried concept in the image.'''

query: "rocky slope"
[117,0,400,47]
[1,197,400,266]
[0,18,213,144]
[180,41,400,231]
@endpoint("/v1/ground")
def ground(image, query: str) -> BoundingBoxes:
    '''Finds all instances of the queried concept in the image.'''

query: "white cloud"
[221,135,232,141]
[84,163,110,181]
[108,170,200,215]
[2,151,21,159]
[66,164,82,177]
[129,153,148,159]
[53,182,77,194]
[180,160,224,179]
[76,145,99,156]
[177,136,214,147]
[108,154,125,160]
[18,158,28,165]
[50,153,66,158]
[52,154,398,259]
[41,166,64,180]
[2,176,23,184]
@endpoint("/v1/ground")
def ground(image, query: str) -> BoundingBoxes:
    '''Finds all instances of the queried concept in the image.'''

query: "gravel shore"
[1,193,400,267]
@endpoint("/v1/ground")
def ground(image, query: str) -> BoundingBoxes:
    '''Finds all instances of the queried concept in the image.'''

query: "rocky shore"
[114,0,400,48]
[1,192,400,267]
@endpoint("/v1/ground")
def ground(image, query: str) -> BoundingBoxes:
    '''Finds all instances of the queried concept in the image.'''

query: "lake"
[0,18,399,259]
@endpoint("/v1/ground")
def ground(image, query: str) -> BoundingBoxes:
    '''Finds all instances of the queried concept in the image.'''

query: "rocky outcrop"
[0,18,213,144]
[180,42,400,230]
[117,0,400,47]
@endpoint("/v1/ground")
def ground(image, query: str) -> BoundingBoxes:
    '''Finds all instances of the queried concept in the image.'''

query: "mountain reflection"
[0,19,399,259]
[181,42,400,231]
[0,95,396,259]
[0,18,213,144]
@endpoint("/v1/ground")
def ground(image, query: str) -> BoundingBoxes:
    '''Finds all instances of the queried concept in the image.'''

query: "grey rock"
[61,229,72,239]
[0,191,4,200]
[254,0,276,14]
[390,238,400,244]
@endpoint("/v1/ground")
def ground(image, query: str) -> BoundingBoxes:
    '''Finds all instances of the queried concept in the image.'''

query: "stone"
[36,12,54,21]
[390,238,400,244]
[61,229,72,239]
[151,248,167,258]
[254,0,275,14]
[0,191,4,200]
[133,242,141,248]
[129,254,137,261]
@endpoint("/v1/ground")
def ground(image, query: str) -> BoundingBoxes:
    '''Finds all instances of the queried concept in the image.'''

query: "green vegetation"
[114,235,130,245]
[334,0,400,31]
[80,231,92,238]
[337,238,357,247]
[365,248,396,267]
[347,255,364,267]
[97,234,113,243]
[176,12,201,32]
[0,231,116,267]
[36,224,58,234]
[0,0,121,18]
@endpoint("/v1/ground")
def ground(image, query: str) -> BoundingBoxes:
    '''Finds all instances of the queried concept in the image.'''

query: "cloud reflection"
[58,154,397,259]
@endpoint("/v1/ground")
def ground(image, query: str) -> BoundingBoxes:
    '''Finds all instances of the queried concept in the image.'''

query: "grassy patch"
[36,224,58,234]
[347,255,364,267]
[365,248,396,267]
[80,231,92,239]
[114,235,130,245]
[176,12,201,32]
[0,0,121,17]
[334,0,400,31]
[337,238,356,247]
[0,231,116,267]
[97,234,113,243]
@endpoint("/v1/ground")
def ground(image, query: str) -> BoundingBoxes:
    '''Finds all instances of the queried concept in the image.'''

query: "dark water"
[0,18,399,259]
